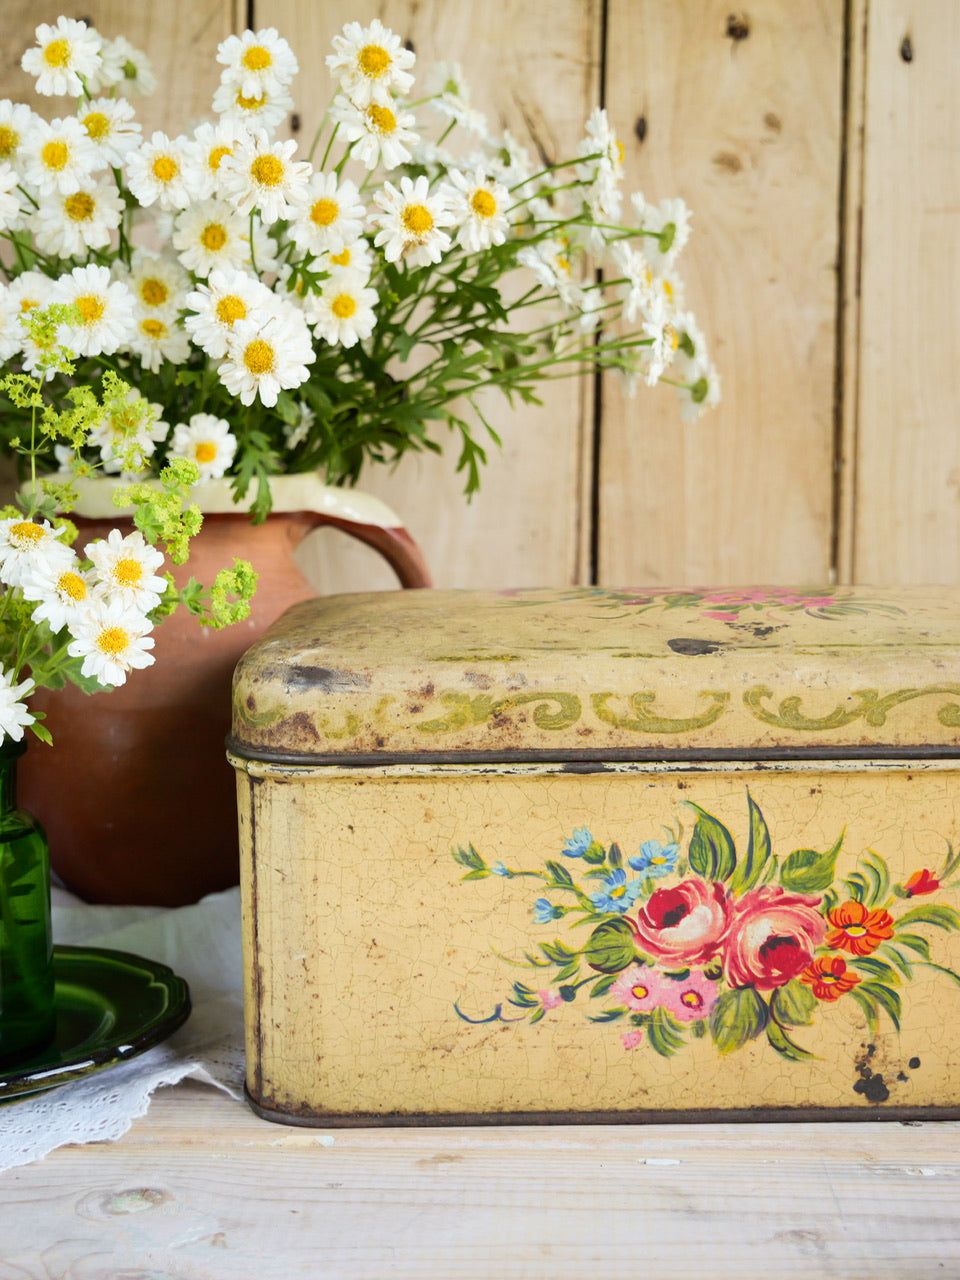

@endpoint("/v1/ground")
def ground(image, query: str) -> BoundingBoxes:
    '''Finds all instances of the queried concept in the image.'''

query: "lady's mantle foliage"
[453,793,960,1059]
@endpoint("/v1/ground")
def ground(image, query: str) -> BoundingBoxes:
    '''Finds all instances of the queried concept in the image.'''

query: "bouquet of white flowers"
[0,14,718,523]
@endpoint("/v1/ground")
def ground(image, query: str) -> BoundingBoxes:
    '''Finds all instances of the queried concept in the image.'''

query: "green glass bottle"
[0,739,54,1063]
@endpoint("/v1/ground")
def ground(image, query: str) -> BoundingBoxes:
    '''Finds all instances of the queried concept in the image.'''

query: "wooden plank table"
[3,1080,959,1276]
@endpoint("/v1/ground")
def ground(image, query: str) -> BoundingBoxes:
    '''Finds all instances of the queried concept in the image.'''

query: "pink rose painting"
[631,877,731,967]
[722,885,826,990]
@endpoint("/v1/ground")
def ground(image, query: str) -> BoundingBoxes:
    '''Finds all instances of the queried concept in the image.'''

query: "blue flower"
[562,826,594,858]
[589,868,644,914]
[491,861,512,876]
[532,897,565,923]
[628,839,680,878]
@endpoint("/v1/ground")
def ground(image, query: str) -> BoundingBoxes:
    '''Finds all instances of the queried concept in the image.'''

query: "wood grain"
[599,0,844,586]
[845,0,960,583]
[255,0,600,590]
[3,1081,960,1276]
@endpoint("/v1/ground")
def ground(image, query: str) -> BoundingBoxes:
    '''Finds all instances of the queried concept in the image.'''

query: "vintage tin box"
[229,585,960,1125]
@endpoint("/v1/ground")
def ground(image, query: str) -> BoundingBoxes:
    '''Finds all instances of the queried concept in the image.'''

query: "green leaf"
[590,973,617,998]
[709,987,769,1054]
[878,943,914,981]
[608,842,623,870]
[583,918,636,974]
[554,961,580,983]
[729,789,772,894]
[582,840,607,865]
[686,804,737,882]
[647,1005,686,1057]
[770,978,817,1027]
[589,1006,628,1023]
[857,980,901,1030]
[766,1020,817,1061]
[860,849,891,908]
[919,960,960,989]
[539,940,577,964]
[853,956,901,986]
[851,988,879,1036]
[896,904,960,932]
[894,931,932,960]
[544,860,574,887]
[780,831,843,893]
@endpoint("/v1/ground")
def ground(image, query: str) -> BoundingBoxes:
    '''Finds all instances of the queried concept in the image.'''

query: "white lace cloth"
[0,885,245,1172]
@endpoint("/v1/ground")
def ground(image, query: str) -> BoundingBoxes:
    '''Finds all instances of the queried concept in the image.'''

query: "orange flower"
[826,899,894,955]
[800,955,862,1001]
[904,868,941,897]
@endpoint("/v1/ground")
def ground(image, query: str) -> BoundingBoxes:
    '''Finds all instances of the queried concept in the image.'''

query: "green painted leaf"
[583,918,636,974]
[878,944,914,981]
[554,961,580,983]
[853,956,901,986]
[453,843,486,872]
[780,831,843,893]
[583,840,607,865]
[540,940,577,963]
[729,789,772,895]
[691,1017,708,1038]
[858,980,901,1030]
[544,860,574,887]
[894,931,932,959]
[686,804,737,882]
[588,1006,627,1022]
[709,987,769,1054]
[647,1005,686,1057]
[608,842,623,870]
[896,904,960,932]
[919,960,960,989]
[589,974,617,998]
[766,1020,817,1061]
[851,988,879,1036]
[770,978,817,1027]
[860,849,891,908]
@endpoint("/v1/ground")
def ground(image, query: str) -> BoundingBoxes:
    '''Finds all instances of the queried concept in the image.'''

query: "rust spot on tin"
[279,711,321,743]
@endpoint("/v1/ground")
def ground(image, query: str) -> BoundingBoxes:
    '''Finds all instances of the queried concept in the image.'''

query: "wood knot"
[900,34,913,62]
[712,150,743,174]
[726,12,750,41]
[634,115,647,143]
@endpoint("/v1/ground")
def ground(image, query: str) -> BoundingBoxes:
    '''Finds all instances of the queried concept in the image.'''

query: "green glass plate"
[0,945,191,1102]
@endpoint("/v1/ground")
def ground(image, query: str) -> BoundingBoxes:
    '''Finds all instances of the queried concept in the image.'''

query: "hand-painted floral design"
[452,794,960,1060]
[582,585,905,624]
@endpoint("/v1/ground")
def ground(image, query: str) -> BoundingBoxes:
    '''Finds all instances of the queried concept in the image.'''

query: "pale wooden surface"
[3,1080,960,1276]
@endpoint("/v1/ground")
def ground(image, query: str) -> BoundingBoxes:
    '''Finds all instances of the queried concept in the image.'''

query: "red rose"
[631,877,732,966]
[723,885,826,990]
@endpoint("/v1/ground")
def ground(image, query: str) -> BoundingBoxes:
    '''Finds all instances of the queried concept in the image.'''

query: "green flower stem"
[508,152,602,194]
[317,119,340,170]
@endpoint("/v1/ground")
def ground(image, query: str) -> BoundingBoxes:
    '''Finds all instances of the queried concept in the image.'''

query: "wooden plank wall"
[2,2,959,589]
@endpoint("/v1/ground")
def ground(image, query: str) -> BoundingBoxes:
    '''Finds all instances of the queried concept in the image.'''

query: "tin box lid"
[229,585,960,763]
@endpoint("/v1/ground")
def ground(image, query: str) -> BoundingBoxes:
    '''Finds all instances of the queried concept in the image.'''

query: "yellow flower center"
[216,294,246,325]
[152,153,179,183]
[616,139,625,164]
[663,279,674,301]
[82,111,110,140]
[75,294,105,324]
[97,625,129,655]
[329,247,351,266]
[358,43,391,77]
[64,191,95,221]
[201,222,228,250]
[845,924,867,936]
[251,153,284,186]
[139,278,169,306]
[331,293,357,319]
[242,44,272,70]
[208,144,232,171]
[236,90,267,110]
[402,203,434,235]
[631,983,648,1001]
[821,971,840,985]
[18,297,38,313]
[41,139,69,170]
[610,884,626,897]
[57,570,87,601]
[11,521,43,544]
[43,38,71,67]
[556,254,571,274]
[140,317,166,339]
[310,197,339,227]
[113,557,143,586]
[195,441,217,463]
[0,125,19,159]
[470,189,497,219]
[366,104,396,134]
[680,990,703,1009]
[243,338,274,375]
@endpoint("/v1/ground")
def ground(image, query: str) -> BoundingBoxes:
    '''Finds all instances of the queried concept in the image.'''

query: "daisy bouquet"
[0,15,718,521]
[0,308,256,746]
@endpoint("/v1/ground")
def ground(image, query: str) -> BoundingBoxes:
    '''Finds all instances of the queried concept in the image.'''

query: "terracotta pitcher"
[19,475,431,906]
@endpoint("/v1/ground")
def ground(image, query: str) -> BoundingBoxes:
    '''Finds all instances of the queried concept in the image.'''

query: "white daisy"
[631,192,692,276]
[326,238,372,276]
[0,285,22,362]
[169,413,237,480]
[67,598,155,688]
[184,268,277,359]
[86,528,167,612]
[122,249,190,315]
[218,308,314,407]
[578,107,625,186]
[21,17,103,98]
[8,271,54,373]
[329,95,417,171]
[609,239,653,323]
[306,269,378,348]
[182,120,246,201]
[288,172,365,257]
[517,238,581,306]
[54,264,135,358]
[370,175,454,268]
[423,61,489,138]
[443,168,510,253]
[94,36,156,97]
[172,199,251,276]
[0,517,72,589]
[0,666,35,744]
[128,311,191,373]
[77,97,142,168]
[283,399,314,451]
[33,177,124,258]
[21,115,97,196]
[482,129,534,187]
[125,131,193,211]
[87,389,169,475]
[20,551,94,635]
[212,79,294,135]
[0,101,39,173]
[216,28,299,99]
[326,20,415,108]
[217,134,310,224]
[0,163,21,232]
[638,286,680,386]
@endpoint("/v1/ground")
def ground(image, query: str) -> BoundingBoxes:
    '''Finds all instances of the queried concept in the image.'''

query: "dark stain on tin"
[726,12,750,41]
[854,1044,890,1103]
[279,711,321,743]
[909,1056,921,1069]
[284,666,370,692]
[667,637,725,656]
